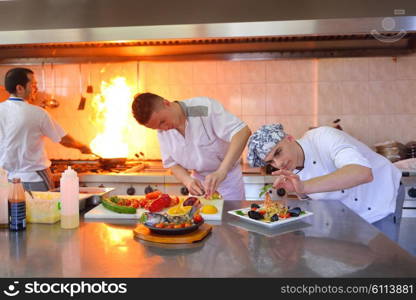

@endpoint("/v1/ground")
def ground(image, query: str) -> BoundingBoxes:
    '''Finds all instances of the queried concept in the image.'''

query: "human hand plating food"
[271,169,305,194]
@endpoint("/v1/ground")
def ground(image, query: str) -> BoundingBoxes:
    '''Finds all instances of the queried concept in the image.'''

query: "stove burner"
[50,159,145,175]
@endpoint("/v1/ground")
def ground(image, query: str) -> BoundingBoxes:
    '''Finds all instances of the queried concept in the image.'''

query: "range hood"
[0,0,416,62]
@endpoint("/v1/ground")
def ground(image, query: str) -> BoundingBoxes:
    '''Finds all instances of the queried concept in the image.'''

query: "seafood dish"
[139,196,204,235]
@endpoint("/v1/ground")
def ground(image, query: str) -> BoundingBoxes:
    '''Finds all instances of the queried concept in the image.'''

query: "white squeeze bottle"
[60,166,79,229]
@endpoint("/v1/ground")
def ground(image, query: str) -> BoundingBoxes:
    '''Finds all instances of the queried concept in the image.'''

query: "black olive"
[248,210,264,220]
[250,203,260,209]
[288,207,302,217]
[270,214,279,222]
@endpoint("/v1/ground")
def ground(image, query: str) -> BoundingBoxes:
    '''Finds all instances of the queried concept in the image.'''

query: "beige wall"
[1,55,415,161]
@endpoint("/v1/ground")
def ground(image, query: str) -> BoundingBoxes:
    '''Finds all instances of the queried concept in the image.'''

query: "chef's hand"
[272,169,305,194]
[184,178,206,196]
[79,144,93,154]
[204,170,227,198]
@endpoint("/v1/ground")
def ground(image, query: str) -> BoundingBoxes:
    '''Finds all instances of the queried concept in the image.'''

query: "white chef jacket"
[0,98,66,182]
[158,97,247,201]
[297,126,402,223]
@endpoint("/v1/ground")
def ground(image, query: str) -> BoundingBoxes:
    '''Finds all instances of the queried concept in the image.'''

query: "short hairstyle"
[5,68,34,94]
[131,92,164,125]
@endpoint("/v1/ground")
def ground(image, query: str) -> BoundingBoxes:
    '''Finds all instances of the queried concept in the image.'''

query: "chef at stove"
[0,67,93,191]
[132,92,251,201]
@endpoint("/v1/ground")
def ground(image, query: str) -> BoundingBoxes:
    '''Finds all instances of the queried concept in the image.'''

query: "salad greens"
[259,184,273,198]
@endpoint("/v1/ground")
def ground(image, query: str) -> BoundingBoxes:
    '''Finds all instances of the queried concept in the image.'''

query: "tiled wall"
[1,55,416,161]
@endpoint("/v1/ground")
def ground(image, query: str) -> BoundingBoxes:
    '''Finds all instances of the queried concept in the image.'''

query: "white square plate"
[227,207,314,228]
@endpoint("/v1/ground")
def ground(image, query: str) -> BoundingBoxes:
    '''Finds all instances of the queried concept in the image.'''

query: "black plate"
[144,221,204,235]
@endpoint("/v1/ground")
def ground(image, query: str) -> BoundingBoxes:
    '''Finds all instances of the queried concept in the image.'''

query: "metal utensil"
[41,63,60,109]
[78,64,86,110]
[26,189,34,199]
[86,61,93,93]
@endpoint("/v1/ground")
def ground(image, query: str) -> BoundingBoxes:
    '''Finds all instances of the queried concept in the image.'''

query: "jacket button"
[313,161,316,164]
[354,198,358,201]
[368,207,371,210]
[341,190,345,193]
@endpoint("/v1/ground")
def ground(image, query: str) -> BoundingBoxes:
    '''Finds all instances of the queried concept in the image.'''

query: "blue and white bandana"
[247,124,286,167]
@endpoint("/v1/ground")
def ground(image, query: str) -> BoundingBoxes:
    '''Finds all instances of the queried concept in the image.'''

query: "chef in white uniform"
[0,68,92,191]
[247,124,402,241]
[132,93,251,200]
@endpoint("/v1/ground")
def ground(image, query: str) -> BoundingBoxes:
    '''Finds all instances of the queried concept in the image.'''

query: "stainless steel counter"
[1,200,415,278]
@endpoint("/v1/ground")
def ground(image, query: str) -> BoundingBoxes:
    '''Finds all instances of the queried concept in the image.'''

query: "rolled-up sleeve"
[40,111,66,143]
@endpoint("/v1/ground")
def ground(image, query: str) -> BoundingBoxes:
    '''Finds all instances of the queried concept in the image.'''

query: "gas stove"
[50,159,146,175]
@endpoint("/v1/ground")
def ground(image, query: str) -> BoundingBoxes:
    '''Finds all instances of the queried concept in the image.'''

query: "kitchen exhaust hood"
[0,0,415,62]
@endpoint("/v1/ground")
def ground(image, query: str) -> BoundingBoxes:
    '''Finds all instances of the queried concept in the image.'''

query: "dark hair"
[5,68,34,94]
[131,92,164,125]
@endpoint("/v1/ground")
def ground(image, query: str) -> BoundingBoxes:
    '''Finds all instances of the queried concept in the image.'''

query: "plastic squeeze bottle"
[60,166,79,229]
[0,168,10,228]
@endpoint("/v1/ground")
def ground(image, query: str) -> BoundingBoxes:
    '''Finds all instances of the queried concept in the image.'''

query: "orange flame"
[90,77,133,158]
[89,76,151,159]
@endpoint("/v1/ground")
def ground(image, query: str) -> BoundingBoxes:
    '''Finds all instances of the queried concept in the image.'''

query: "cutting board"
[133,223,212,244]
[84,195,224,221]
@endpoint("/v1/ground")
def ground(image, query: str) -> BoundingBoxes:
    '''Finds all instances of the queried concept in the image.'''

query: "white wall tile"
[168,85,194,101]
[369,57,397,81]
[395,80,416,114]
[168,62,193,85]
[289,83,314,115]
[217,61,240,84]
[192,85,218,99]
[291,59,317,82]
[368,81,401,114]
[340,115,369,145]
[216,84,241,116]
[266,84,291,115]
[193,61,217,84]
[397,57,416,80]
[240,61,266,83]
[53,64,80,88]
[341,82,369,115]
[317,83,343,115]
[367,115,397,146]
[241,84,265,116]
[266,60,292,83]
[344,58,369,81]
[317,58,344,82]
[144,62,170,86]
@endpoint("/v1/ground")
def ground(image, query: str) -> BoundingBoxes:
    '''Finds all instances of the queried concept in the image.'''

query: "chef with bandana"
[247,124,402,241]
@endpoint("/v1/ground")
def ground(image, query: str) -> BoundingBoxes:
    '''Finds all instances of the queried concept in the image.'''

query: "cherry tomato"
[258,209,266,215]
[145,191,162,200]
[174,224,183,229]
[193,214,203,223]
[155,223,164,228]
[279,212,291,219]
